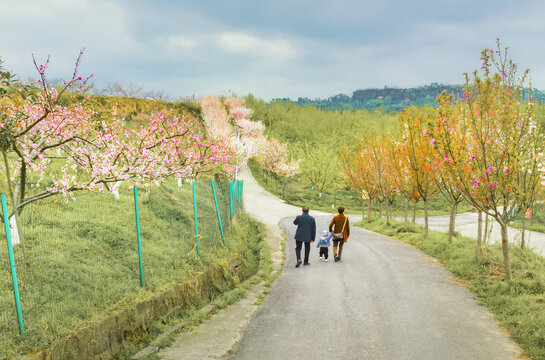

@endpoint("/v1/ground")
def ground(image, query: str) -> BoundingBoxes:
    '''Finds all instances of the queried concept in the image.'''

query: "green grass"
[356,218,545,360]
[510,203,545,235]
[0,178,261,359]
[115,220,270,360]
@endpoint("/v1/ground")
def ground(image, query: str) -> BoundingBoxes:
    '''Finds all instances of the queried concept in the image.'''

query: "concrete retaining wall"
[24,257,242,360]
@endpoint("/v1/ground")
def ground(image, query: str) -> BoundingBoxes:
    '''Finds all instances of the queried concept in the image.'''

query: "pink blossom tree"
[438,42,543,280]
[254,135,301,193]
[0,52,237,220]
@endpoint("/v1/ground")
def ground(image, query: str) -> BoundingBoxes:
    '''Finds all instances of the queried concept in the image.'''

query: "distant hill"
[273,84,545,112]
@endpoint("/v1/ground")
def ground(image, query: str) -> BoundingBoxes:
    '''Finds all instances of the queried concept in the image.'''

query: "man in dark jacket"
[293,206,316,267]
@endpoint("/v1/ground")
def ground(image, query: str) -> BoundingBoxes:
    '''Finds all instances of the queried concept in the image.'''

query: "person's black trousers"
[319,246,328,259]
[295,241,310,263]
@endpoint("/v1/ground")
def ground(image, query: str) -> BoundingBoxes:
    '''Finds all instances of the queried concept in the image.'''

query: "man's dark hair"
[337,206,345,214]
[302,206,310,213]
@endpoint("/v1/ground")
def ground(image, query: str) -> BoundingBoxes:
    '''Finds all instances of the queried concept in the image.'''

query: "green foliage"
[248,159,362,213]
[272,84,545,113]
[300,144,339,194]
[245,95,397,149]
[245,94,398,202]
[357,218,545,360]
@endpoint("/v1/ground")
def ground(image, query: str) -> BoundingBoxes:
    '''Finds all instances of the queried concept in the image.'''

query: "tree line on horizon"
[273,83,545,112]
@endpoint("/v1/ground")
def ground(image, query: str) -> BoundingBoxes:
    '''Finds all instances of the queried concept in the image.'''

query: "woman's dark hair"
[337,206,345,214]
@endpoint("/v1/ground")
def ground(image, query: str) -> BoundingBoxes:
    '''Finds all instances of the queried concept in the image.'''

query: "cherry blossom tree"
[430,92,466,243]
[0,52,237,221]
[438,43,544,280]
[398,106,439,235]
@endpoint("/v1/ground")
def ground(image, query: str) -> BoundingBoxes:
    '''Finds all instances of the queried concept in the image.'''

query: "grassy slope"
[0,179,264,358]
[357,218,545,360]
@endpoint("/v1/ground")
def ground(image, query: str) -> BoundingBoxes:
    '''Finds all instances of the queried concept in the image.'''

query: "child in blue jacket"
[316,230,333,261]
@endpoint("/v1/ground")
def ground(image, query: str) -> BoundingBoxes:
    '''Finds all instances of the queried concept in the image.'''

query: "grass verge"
[0,178,257,359]
[356,218,545,360]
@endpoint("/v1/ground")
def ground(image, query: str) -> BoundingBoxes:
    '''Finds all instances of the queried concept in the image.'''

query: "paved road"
[229,214,521,360]
[406,212,545,257]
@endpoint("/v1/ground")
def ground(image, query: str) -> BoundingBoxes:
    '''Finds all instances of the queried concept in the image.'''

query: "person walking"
[293,205,316,267]
[329,206,350,262]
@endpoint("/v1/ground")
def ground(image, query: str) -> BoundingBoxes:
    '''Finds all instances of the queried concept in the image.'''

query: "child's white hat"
[322,230,329,235]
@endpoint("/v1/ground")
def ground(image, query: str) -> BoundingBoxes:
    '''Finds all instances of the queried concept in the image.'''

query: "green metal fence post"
[210,179,225,243]
[334,190,337,207]
[133,187,144,287]
[1,193,24,337]
[192,180,200,254]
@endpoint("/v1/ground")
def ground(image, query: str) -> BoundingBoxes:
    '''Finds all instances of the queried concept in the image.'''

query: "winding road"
[157,169,523,359]
[227,171,522,359]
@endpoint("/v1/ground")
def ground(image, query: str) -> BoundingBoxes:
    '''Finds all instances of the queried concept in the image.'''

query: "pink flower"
[430,139,435,146]
[489,184,494,188]
[503,167,509,173]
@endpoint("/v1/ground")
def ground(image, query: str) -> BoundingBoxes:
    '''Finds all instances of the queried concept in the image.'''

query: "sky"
[2,0,545,100]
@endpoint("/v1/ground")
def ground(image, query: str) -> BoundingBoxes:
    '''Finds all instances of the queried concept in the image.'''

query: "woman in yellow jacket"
[328,206,350,262]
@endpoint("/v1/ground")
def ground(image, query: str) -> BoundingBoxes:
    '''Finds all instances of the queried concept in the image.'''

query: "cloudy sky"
[2,0,545,100]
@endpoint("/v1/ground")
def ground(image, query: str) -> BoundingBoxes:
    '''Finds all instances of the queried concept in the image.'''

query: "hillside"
[274,84,545,112]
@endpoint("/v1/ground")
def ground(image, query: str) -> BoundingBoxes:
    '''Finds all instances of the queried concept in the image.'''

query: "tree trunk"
[499,222,513,281]
[379,201,383,219]
[448,202,457,243]
[483,213,489,245]
[404,198,408,226]
[521,217,526,249]
[412,201,417,223]
[424,198,429,235]
[367,199,372,221]
[477,211,482,259]
[385,200,390,224]
[486,216,493,245]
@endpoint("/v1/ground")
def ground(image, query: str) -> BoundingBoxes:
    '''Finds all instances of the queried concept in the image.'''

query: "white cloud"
[158,31,302,62]
[216,32,298,61]
[161,35,198,50]
[3,0,545,100]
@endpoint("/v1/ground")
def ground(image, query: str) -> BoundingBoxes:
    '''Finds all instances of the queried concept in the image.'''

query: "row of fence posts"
[0,179,243,339]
